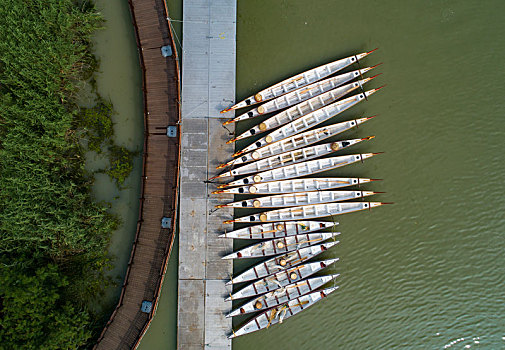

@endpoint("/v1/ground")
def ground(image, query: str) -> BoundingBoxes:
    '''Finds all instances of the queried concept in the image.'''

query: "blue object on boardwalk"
[162,217,172,229]
[167,125,177,137]
[141,301,152,313]
[161,45,173,57]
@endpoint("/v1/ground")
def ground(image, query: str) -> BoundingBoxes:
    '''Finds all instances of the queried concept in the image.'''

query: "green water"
[232,1,505,349]
[110,0,505,349]
[86,0,144,312]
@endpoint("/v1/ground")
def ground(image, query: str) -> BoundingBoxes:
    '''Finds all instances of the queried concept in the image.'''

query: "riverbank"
[0,1,123,347]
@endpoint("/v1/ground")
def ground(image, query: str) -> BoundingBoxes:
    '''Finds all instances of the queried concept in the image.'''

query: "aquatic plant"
[77,99,115,153]
[106,145,136,185]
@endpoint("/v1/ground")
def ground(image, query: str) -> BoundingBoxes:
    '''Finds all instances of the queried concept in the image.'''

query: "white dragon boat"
[213,177,379,195]
[227,242,339,284]
[219,153,379,188]
[228,74,378,137]
[212,137,372,179]
[217,190,377,209]
[221,48,377,114]
[227,274,339,317]
[226,258,338,301]
[221,231,340,259]
[219,221,336,240]
[229,287,339,338]
[226,66,380,126]
[225,202,389,224]
[234,87,384,157]
[218,117,374,169]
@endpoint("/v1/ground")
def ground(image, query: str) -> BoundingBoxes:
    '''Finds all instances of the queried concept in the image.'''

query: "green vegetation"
[0,0,133,348]
[105,145,136,185]
[76,99,137,186]
[77,99,115,153]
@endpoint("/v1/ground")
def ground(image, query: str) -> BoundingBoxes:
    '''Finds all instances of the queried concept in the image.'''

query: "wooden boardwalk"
[94,0,181,349]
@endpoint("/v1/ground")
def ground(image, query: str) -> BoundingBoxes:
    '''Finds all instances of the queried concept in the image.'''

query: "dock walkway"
[177,0,237,349]
[95,0,181,349]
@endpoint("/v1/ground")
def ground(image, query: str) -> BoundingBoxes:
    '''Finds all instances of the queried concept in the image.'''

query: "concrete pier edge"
[178,0,236,349]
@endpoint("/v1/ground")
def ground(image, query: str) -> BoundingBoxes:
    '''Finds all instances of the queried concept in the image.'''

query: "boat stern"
[320,286,340,297]
[361,190,377,198]
[321,241,340,251]
[360,152,383,161]
[355,47,379,61]
[365,85,386,98]
[355,115,376,127]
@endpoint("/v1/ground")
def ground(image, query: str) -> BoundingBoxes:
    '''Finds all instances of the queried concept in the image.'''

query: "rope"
[166,16,184,53]
[167,17,209,24]
[208,207,219,215]
[222,123,234,136]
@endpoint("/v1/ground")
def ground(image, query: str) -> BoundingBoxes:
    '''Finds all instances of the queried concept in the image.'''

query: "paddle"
[282,237,324,248]
[235,228,277,237]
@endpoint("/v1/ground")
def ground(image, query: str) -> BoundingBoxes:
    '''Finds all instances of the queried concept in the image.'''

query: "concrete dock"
[177,0,236,349]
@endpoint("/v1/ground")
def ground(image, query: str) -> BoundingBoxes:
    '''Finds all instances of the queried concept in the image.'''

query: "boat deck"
[94,0,181,349]
[177,0,236,349]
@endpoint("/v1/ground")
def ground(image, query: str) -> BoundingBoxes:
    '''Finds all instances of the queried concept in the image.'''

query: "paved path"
[178,0,236,349]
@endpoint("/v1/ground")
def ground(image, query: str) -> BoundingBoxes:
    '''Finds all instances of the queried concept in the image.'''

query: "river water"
[87,0,144,312]
[232,1,505,349]
[104,0,505,349]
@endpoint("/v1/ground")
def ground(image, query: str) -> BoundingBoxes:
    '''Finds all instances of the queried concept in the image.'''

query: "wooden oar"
[247,237,324,256]
[232,126,331,157]
[282,237,324,248]
[265,265,303,283]
[284,255,309,266]
[234,228,278,237]
[270,255,308,272]
[278,307,289,324]
[266,308,279,329]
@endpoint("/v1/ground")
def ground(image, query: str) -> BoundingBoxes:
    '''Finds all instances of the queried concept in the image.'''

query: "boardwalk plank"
[94,1,180,349]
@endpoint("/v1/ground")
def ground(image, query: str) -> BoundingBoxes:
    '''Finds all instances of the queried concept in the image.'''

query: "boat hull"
[228,201,385,224]
[237,88,382,156]
[219,221,336,240]
[222,153,377,188]
[229,287,339,338]
[227,258,338,300]
[221,49,377,113]
[222,231,339,259]
[216,138,371,179]
[228,241,339,284]
[221,190,375,209]
[214,177,375,195]
[227,274,339,317]
[223,117,373,167]
[231,75,375,137]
